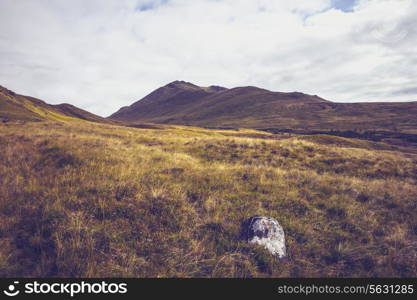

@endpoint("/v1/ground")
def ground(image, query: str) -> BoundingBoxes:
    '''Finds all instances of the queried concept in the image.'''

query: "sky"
[0,0,416,117]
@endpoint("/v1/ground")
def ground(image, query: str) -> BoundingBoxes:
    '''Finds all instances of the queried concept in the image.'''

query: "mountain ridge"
[109,81,417,134]
[109,81,329,123]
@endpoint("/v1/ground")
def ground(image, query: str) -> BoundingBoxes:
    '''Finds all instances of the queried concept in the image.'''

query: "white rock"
[244,216,286,258]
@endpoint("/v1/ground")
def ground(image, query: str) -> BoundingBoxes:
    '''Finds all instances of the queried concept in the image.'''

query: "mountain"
[109,81,417,134]
[0,85,113,124]
[111,81,228,123]
[109,80,327,125]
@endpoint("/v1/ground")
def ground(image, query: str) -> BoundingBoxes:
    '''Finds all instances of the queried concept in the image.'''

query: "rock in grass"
[242,216,286,258]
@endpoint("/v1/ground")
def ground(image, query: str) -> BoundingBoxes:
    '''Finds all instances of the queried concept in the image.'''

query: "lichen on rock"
[242,216,286,258]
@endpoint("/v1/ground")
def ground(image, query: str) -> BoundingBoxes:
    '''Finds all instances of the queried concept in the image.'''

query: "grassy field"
[0,120,416,277]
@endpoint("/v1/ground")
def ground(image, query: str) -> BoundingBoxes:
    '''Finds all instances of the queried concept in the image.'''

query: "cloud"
[136,0,168,11]
[0,0,415,116]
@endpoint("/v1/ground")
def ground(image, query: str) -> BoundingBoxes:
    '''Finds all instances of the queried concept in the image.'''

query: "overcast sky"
[0,0,416,116]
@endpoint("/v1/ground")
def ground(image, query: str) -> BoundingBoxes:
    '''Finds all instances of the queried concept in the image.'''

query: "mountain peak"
[170,80,192,85]
[165,81,200,90]
[165,81,228,93]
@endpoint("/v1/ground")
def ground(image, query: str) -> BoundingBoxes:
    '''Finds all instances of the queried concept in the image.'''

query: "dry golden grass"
[0,120,416,277]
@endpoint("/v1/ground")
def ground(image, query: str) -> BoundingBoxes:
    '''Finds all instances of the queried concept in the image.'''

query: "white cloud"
[0,0,416,116]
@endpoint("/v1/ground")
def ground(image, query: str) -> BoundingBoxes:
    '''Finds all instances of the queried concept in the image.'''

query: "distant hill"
[0,85,114,124]
[109,81,417,134]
